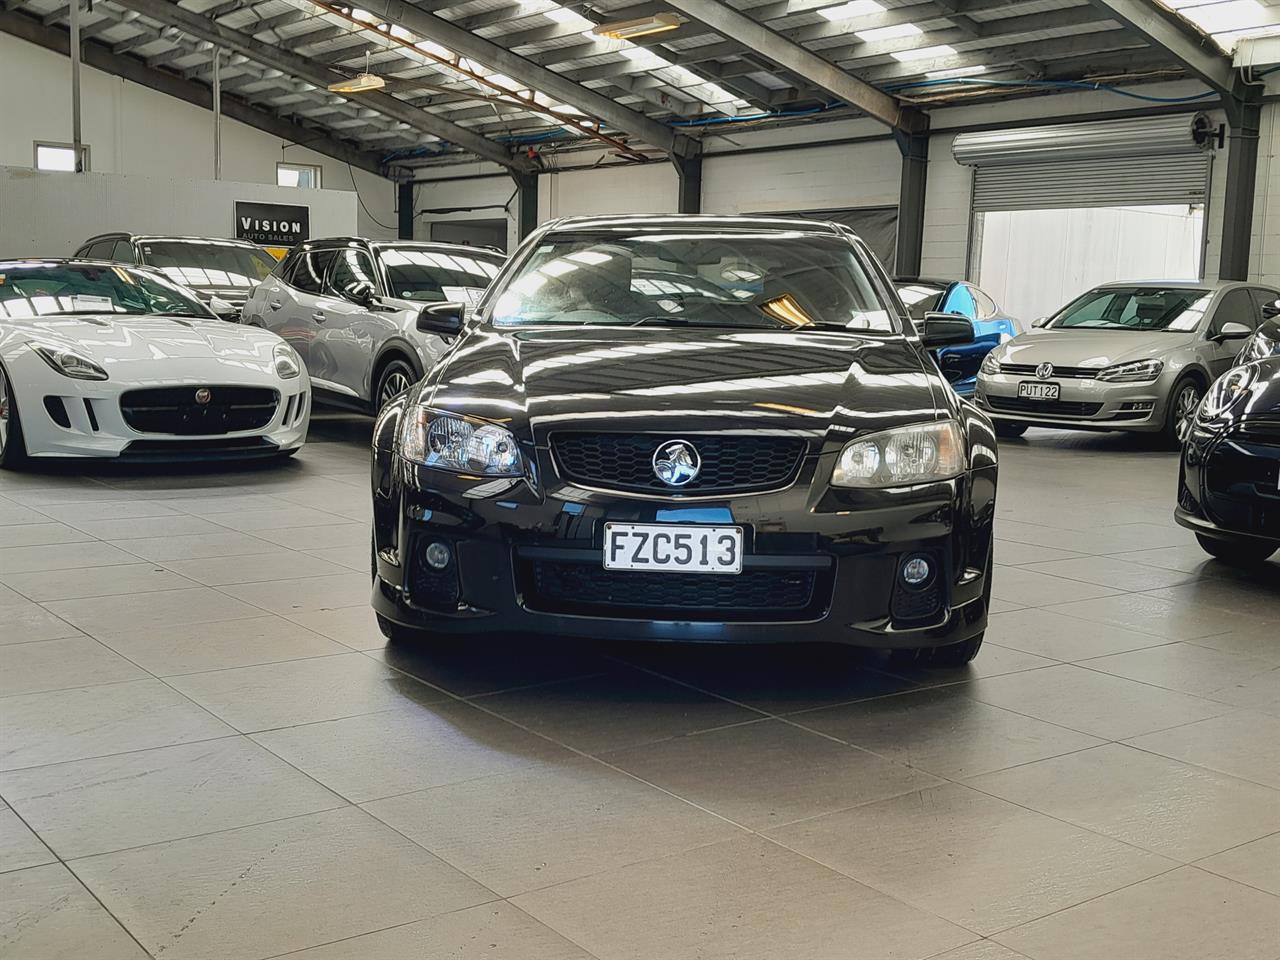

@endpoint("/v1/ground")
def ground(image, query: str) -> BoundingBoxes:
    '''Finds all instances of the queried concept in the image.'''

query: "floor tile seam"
[1112,737,1280,794]
[1068,658,1275,707]
[0,733,244,777]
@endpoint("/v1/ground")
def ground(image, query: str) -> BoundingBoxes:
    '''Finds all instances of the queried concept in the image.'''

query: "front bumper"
[13,362,311,459]
[372,452,996,650]
[1177,418,1280,545]
[975,372,1169,432]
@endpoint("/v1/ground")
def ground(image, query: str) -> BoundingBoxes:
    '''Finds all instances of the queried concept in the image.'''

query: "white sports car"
[0,259,309,466]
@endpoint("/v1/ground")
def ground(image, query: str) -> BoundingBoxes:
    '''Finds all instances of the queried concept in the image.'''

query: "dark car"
[895,278,1020,396]
[370,215,999,666]
[74,234,278,321]
[1236,297,1280,364]
[1176,355,1280,565]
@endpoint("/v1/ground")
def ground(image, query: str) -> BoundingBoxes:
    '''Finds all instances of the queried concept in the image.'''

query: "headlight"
[979,352,1001,377]
[1238,332,1276,364]
[1199,365,1257,421]
[1096,359,1163,382]
[273,342,301,379]
[832,420,966,488]
[33,345,108,380]
[400,407,523,476]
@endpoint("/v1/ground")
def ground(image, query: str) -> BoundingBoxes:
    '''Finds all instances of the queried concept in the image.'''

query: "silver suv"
[242,239,504,411]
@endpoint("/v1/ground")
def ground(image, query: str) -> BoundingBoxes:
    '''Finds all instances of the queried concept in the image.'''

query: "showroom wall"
[407,80,1279,292]
[0,33,398,239]
[0,166,359,258]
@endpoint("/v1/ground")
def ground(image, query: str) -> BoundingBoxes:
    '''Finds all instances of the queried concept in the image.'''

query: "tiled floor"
[2,417,1278,960]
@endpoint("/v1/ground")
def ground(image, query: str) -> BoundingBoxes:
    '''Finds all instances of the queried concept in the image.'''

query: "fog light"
[424,541,452,570]
[902,556,931,585]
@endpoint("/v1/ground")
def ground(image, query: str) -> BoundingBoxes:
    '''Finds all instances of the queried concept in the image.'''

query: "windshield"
[138,240,277,290]
[380,247,504,304]
[895,282,947,322]
[1050,286,1212,332]
[0,263,214,319]
[489,230,896,332]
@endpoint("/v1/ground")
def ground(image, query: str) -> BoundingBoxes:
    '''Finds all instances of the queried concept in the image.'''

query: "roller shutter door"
[954,114,1214,213]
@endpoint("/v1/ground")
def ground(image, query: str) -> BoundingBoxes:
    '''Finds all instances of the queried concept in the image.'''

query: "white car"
[0,259,309,466]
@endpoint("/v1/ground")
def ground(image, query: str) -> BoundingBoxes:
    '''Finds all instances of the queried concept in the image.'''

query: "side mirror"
[1214,321,1252,342]
[1262,299,1279,321]
[343,280,378,308]
[417,301,465,338]
[208,296,238,321]
[1031,316,1051,329]
[921,312,975,349]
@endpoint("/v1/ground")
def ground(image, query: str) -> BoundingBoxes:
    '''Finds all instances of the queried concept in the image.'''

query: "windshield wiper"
[627,315,781,329]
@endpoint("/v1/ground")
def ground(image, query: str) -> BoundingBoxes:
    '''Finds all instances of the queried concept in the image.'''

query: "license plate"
[603,523,743,575]
[1017,381,1061,401]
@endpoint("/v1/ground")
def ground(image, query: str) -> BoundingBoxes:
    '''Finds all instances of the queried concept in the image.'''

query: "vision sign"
[234,201,310,245]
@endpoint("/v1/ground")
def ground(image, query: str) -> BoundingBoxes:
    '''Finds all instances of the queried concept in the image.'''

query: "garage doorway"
[429,217,508,252]
[748,206,898,273]
[975,203,1205,324]
[954,114,1214,324]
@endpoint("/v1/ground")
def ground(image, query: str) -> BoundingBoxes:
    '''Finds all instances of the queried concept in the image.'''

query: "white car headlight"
[273,342,301,379]
[979,352,1001,377]
[833,420,966,488]
[1096,359,1163,382]
[33,345,108,381]
[400,407,523,476]
[1199,365,1257,421]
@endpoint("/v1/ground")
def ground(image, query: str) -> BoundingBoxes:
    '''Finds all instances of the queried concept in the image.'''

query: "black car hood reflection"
[418,325,946,442]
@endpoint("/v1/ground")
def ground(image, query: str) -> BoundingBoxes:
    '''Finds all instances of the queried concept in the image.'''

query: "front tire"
[0,364,27,469]
[1195,533,1277,565]
[994,421,1027,439]
[1164,376,1204,449]
[374,358,417,412]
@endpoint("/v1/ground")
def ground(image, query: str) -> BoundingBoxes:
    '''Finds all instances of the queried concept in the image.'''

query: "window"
[379,247,504,302]
[289,249,338,294]
[970,286,1000,319]
[34,141,89,172]
[1213,289,1260,333]
[138,240,276,289]
[277,162,322,189]
[111,240,137,263]
[1051,287,1212,332]
[939,284,977,320]
[326,249,378,299]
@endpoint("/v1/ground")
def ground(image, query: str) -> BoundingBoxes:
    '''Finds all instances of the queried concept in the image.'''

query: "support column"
[1218,88,1262,281]
[513,172,538,242]
[894,127,929,278]
[397,180,415,239]
[69,0,82,172]
[211,46,221,180]
[672,150,702,214]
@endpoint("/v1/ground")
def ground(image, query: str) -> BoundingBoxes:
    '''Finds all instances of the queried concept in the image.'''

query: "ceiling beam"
[0,7,389,174]
[649,0,925,132]
[105,0,529,169]
[338,0,691,154]
[1084,0,1234,95]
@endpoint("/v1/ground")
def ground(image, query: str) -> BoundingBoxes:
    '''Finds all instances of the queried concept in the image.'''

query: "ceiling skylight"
[856,23,923,42]
[893,43,958,61]
[1154,0,1280,51]
[819,0,886,21]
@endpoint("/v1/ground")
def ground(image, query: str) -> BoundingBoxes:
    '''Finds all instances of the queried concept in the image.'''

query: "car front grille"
[120,386,279,435]
[998,363,1098,380]
[985,396,1103,418]
[551,432,807,495]
[522,558,822,621]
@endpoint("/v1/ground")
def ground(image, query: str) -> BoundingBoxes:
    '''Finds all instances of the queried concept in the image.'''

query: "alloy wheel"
[1173,383,1201,443]
[0,367,9,452]
[379,369,413,407]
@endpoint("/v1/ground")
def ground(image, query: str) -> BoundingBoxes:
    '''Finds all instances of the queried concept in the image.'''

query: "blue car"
[895,278,1021,397]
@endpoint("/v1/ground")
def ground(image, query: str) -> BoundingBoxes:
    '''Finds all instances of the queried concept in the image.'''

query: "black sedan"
[371,215,998,666]
[1176,355,1280,564]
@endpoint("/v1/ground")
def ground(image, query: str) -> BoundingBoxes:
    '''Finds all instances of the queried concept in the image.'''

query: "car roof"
[1091,279,1233,291]
[1,257,144,268]
[80,233,263,247]
[543,213,847,236]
